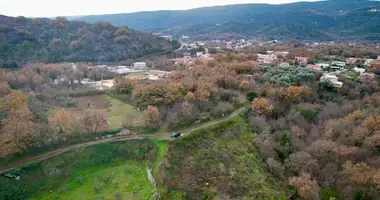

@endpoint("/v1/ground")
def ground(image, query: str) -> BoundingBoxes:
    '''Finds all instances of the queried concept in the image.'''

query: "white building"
[187,44,197,50]
[133,62,147,69]
[316,63,330,69]
[330,61,345,71]
[353,67,366,74]
[321,74,343,88]
[365,59,374,66]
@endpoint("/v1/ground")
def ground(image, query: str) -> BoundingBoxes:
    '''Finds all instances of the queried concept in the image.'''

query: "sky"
[0,0,320,17]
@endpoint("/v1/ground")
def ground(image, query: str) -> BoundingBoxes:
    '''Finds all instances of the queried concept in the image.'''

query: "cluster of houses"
[257,51,290,64]
[305,57,380,88]
[209,39,255,50]
[91,62,147,74]
[254,50,380,88]
[172,52,215,65]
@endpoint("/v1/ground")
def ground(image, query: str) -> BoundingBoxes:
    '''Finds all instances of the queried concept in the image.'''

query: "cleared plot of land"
[73,95,142,130]
[74,95,112,109]
[33,163,154,200]
[0,141,158,200]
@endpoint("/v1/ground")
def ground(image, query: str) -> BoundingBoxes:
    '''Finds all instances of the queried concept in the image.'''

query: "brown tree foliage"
[48,108,73,140]
[80,110,106,133]
[252,98,273,116]
[184,91,196,101]
[0,107,39,157]
[289,172,320,200]
[142,106,161,129]
[239,80,250,90]
[362,116,380,132]
[282,86,312,101]
[1,91,28,112]
[343,161,376,186]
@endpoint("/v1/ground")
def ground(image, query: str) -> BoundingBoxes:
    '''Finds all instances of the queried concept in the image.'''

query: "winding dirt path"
[0,107,246,174]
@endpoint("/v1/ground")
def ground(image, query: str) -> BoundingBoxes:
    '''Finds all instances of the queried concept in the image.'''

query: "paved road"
[0,107,246,174]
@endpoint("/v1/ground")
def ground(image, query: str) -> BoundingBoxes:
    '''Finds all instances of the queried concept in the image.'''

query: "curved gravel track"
[0,107,246,174]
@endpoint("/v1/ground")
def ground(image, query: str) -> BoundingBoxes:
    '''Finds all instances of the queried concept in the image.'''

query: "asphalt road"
[0,107,246,174]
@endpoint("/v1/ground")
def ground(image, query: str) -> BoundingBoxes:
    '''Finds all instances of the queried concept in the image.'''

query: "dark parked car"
[170,132,181,138]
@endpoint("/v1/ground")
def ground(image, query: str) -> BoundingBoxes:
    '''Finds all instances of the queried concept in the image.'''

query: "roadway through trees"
[0,107,247,174]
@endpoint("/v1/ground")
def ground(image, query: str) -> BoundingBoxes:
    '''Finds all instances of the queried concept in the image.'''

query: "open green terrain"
[158,116,289,199]
[73,94,142,130]
[0,140,167,200]
[104,95,142,130]
[0,114,287,200]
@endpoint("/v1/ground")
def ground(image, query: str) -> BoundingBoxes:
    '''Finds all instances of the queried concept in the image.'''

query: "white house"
[257,54,277,64]
[365,59,374,66]
[330,61,346,71]
[353,67,366,74]
[331,61,346,68]
[133,62,147,69]
[187,44,197,50]
[321,74,343,88]
[316,63,330,69]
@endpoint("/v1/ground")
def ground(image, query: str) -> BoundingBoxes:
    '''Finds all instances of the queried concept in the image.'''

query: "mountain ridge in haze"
[71,0,380,41]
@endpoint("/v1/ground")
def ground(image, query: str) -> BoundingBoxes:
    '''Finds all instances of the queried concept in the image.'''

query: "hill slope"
[0,15,178,68]
[158,116,289,199]
[72,0,380,41]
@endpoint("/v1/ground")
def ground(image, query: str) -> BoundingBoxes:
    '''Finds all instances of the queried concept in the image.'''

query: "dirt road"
[0,107,246,174]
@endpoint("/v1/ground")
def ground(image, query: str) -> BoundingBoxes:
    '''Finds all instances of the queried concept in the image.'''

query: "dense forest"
[0,15,179,68]
[72,0,380,41]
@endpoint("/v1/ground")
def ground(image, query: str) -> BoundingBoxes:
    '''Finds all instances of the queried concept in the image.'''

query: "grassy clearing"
[151,139,169,178]
[0,140,156,200]
[104,95,142,130]
[32,162,154,200]
[159,116,289,199]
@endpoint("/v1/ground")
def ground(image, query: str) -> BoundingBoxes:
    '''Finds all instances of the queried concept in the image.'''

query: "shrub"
[113,180,119,188]
[291,105,317,122]
[102,175,111,184]
[94,195,104,200]
[115,191,122,200]
[93,183,102,194]
[77,176,84,184]
[320,187,339,200]
[246,91,258,102]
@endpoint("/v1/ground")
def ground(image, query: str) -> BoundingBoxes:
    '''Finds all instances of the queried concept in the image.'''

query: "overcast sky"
[0,0,320,17]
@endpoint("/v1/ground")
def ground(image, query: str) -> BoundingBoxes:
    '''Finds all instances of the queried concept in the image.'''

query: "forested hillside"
[72,0,380,41]
[0,15,178,68]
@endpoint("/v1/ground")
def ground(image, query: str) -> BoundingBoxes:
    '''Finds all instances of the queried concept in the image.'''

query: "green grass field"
[31,162,154,200]
[0,140,159,200]
[104,95,142,130]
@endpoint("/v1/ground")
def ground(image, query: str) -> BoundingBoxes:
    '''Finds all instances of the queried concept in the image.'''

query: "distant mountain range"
[0,15,178,68]
[71,0,380,41]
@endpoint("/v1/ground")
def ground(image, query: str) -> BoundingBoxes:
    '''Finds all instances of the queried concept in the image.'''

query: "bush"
[115,191,122,200]
[320,187,339,200]
[58,185,68,193]
[93,183,102,194]
[102,175,111,184]
[291,105,318,122]
[113,180,119,188]
[94,195,104,200]
[246,91,258,102]
[77,176,84,184]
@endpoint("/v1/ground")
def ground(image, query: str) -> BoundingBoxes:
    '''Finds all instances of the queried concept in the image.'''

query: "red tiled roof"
[307,64,321,70]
